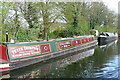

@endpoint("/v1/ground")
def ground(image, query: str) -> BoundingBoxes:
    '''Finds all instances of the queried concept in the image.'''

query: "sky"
[102,0,120,13]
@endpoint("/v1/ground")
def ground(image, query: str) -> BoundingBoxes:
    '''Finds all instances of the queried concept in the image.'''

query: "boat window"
[106,33,109,36]
[100,33,105,36]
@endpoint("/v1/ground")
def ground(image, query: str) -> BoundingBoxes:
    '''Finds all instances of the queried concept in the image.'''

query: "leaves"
[0,2,118,42]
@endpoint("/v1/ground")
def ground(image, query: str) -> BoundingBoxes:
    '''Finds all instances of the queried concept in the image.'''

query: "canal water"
[9,39,119,79]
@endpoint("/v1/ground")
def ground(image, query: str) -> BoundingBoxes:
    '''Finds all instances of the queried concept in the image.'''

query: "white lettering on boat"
[10,45,41,59]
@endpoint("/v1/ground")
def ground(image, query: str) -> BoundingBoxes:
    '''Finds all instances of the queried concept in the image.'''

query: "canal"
[9,39,120,79]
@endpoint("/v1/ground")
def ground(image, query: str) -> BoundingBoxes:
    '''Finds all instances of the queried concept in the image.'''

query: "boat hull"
[98,36,118,45]
[11,40,97,70]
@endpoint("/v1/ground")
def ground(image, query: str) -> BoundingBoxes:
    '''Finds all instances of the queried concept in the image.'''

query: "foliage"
[94,25,118,34]
[0,2,118,42]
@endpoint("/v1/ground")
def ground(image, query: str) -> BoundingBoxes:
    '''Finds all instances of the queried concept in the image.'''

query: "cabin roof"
[101,32,117,37]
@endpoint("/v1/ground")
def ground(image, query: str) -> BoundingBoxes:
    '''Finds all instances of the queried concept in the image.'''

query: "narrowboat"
[98,32,118,45]
[0,35,98,76]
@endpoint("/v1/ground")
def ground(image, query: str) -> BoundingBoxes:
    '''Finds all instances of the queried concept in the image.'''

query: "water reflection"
[43,40,119,78]
[92,40,119,78]
[10,48,95,79]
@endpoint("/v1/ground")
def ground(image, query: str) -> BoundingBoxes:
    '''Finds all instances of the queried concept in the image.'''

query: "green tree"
[0,2,13,42]
[34,2,61,39]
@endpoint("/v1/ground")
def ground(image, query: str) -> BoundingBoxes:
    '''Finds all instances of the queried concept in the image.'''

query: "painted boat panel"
[72,39,81,46]
[7,43,53,61]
